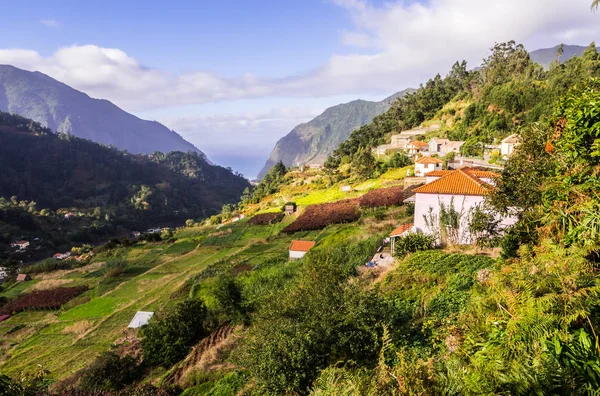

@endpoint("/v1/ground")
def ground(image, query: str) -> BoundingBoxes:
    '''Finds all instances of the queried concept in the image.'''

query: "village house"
[501,134,519,157]
[64,212,76,219]
[429,138,465,155]
[128,311,154,329]
[389,223,415,254]
[11,240,30,250]
[0,267,8,281]
[53,252,72,260]
[414,156,443,177]
[405,141,430,156]
[289,240,316,259]
[411,167,515,245]
[16,273,31,282]
[284,204,296,215]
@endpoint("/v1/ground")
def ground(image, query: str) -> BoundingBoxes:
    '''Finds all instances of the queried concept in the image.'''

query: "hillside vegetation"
[0,111,248,261]
[2,41,600,396]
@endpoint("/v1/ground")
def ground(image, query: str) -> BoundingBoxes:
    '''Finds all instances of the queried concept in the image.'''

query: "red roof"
[390,223,414,237]
[408,141,430,148]
[290,240,316,252]
[16,274,29,281]
[426,170,453,177]
[413,168,494,196]
[0,314,10,323]
[416,156,443,164]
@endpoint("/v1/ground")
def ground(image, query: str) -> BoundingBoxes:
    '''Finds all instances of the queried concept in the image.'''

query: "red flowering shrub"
[283,199,360,233]
[1,286,88,314]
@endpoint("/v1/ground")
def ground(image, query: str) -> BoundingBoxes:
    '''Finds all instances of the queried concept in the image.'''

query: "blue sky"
[0,0,598,177]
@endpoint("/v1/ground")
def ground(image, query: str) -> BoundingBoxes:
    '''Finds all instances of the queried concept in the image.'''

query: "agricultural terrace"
[248,165,413,215]
[0,203,411,382]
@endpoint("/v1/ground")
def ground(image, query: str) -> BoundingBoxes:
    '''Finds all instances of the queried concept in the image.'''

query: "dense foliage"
[393,233,434,257]
[78,351,141,391]
[358,186,412,209]
[141,299,210,367]
[0,111,249,258]
[247,212,284,225]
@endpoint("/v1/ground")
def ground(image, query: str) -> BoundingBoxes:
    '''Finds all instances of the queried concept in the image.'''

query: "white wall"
[289,250,307,260]
[414,193,484,245]
[415,163,442,177]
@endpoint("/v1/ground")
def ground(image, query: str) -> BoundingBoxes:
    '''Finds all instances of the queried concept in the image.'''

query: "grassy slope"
[0,215,376,380]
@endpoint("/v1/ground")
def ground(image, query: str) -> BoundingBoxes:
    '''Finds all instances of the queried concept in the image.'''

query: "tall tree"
[593,0,599,10]
[557,43,564,63]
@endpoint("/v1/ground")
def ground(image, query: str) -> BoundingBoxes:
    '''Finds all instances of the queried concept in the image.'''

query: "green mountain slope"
[0,111,249,259]
[0,65,206,158]
[257,89,414,179]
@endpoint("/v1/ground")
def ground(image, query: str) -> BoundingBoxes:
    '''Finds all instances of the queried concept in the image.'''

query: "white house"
[412,167,515,245]
[11,240,30,250]
[414,156,443,177]
[53,252,71,260]
[406,141,430,156]
[289,240,316,259]
[501,134,519,157]
[128,311,154,328]
[429,138,465,155]
[0,267,8,280]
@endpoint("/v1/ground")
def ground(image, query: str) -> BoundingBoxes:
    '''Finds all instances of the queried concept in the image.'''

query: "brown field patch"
[62,320,93,335]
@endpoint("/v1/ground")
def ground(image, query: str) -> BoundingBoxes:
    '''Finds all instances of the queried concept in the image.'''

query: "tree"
[593,0,599,10]
[352,148,376,179]
[141,299,209,367]
[557,43,564,63]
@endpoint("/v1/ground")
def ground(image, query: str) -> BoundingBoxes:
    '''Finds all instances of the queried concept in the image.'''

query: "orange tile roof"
[290,240,316,252]
[390,223,414,237]
[416,156,443,164]
[413,168,494,196]
[426,170,453,177]
[467,169,500,179]
[408,141,430,148]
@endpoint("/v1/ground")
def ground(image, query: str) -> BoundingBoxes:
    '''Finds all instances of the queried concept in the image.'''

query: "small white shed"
[289,240,316,260]
[128,311,154,329]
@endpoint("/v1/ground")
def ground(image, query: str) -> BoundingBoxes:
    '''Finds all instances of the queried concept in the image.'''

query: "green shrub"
[141,299,209,367]
[394,233,434,257]
[104,257,128,278]
[21,258,72,274]
[78,351,140,391]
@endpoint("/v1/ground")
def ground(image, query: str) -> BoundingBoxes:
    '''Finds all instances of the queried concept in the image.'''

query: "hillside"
[2,41,600,395]
[530,43,600,68]
[257,89,414,179]
[0,111,249,261]
[0,65,206,157]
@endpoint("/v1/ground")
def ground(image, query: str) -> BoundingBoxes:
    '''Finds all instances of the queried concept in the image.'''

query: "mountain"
[0,111,249,260]
[530,44,599,69]
[0,65,205,157]
[257,89,414,179]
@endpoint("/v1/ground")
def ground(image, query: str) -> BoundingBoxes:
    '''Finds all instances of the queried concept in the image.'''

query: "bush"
[141,299,209,367]
[104,257,128,278]
[21,258,72,274]
[394,233,434,257]
[78,351,140,391]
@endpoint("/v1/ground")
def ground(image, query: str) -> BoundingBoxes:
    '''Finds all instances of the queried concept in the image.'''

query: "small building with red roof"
[289,240,316,260]
[414,156,443,177]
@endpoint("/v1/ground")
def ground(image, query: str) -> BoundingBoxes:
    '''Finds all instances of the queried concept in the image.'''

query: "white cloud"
[1,1,598,113]
[40,19,60,28]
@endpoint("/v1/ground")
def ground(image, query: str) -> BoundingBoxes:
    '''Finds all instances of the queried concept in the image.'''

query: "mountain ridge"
[257,89,415,179]
[0,64,207,158]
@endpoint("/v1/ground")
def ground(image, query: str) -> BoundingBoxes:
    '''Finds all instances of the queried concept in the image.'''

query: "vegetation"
[283,199,360,233]
[1,286,87,314]
[0,111,249,259]
[78,351,141,391]
[141,299,210,367]
[393,233,434,257]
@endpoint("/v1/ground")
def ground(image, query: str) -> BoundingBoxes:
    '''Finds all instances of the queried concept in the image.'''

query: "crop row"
[283,199,360,233]
[1,286,88,314]
[248,212,284,225]
[358,185,407,208]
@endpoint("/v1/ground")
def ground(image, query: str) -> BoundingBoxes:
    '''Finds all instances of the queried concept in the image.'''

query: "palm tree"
[593,0,599,10]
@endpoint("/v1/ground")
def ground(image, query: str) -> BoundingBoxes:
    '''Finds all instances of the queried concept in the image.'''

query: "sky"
[0,0,598,178]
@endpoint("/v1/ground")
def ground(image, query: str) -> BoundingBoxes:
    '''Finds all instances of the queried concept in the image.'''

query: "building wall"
[289,250,307,260]
[415,163,442,177]
[501,142,515,156]
[414,193,517,245]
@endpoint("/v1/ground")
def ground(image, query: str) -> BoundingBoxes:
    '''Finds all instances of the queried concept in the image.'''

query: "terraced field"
[0,219,362,380]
